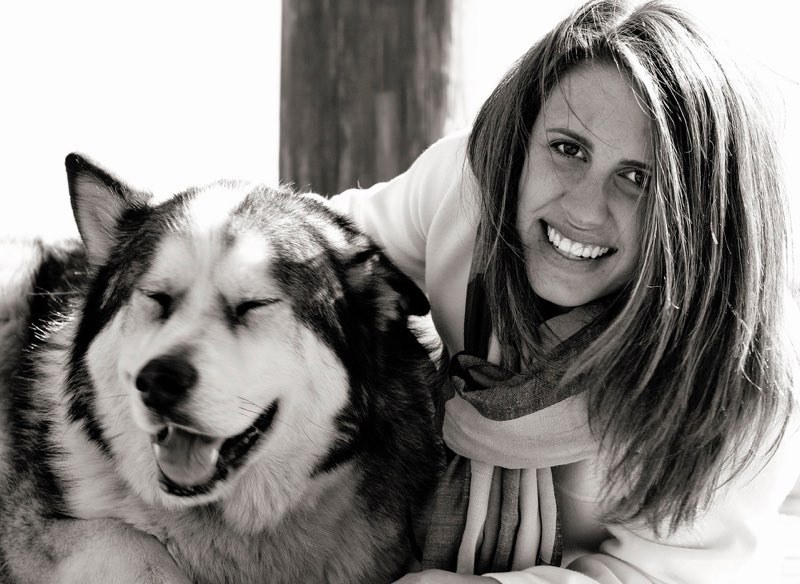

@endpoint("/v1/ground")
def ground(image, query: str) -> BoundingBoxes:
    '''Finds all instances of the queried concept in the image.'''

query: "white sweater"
[329,130,800,584]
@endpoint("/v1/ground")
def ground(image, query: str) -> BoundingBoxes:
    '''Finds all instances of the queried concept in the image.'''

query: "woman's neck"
[536,298,574,322]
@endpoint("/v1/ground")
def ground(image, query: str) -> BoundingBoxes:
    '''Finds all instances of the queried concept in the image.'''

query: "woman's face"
[517,62,651,309]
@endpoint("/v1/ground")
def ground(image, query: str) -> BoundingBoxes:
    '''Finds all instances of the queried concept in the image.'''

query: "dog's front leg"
[3,516,191,584]
[56,519,191,584]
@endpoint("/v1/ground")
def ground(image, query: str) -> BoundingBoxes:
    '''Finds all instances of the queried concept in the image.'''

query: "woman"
[330,1,800,582]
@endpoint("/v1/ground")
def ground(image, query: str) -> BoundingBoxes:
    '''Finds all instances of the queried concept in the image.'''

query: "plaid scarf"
[421,274,606,574]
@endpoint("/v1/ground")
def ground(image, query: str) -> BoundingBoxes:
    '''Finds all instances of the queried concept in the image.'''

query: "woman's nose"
[560,174,610,228]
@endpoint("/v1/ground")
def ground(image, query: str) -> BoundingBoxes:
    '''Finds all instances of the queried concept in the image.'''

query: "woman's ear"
[65,153,152,267]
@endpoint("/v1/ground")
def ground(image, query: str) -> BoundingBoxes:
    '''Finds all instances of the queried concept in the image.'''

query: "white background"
[1,1,797,241]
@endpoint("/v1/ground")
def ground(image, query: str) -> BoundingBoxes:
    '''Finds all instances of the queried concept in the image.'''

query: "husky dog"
[0,155,442,584]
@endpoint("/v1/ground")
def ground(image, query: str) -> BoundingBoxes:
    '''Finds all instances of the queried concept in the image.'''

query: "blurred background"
[0,0,797,241]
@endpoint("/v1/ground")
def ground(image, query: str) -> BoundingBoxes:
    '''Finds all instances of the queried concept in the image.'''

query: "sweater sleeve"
[483,420,800,584]
[327,129,471,291]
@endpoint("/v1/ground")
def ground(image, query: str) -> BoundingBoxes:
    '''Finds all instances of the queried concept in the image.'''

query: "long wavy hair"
[467,0,796,532]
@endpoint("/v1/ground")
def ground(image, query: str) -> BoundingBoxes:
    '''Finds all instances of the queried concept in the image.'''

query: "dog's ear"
[345,249,430,327]
[65,153,152,266]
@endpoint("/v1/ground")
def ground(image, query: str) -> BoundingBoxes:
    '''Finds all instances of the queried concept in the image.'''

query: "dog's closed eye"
[146,291,174,320]
[234,298,281,320]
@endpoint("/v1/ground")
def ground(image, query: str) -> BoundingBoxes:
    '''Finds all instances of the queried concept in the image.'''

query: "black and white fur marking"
[0,154,442,584]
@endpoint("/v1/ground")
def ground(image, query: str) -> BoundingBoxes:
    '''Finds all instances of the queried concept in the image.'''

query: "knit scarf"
[421,274,606,574]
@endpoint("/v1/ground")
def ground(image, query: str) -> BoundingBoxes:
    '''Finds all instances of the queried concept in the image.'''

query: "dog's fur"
[0,155,442,583]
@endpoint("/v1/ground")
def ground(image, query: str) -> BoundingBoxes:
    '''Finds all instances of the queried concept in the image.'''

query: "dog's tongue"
[153,427,223,487]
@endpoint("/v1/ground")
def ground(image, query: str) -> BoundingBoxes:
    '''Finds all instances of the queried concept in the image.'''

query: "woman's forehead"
[539,62,652,160]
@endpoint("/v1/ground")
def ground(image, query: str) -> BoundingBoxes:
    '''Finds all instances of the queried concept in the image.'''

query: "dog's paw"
[57,553,192,584]
[54,527,192,584]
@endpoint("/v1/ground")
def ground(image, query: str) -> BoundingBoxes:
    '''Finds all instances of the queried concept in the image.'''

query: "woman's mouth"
[545,223,613,260]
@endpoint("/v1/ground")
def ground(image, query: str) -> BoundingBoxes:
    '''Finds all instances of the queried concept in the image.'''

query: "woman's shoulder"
[425,127,472,154]
[408,128,480,211]
[414,128,470,172]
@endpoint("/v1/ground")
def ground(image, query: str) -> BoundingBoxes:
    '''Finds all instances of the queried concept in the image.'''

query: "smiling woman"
[517,62,649,309]
[329,1,800,583]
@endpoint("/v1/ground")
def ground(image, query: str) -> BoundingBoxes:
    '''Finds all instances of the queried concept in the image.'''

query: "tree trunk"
[280,0,452,196]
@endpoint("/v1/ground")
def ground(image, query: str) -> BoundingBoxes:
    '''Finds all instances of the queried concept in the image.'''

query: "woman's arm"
[394,416,800,584]
[494,421,800,584]
[328,129,471,290]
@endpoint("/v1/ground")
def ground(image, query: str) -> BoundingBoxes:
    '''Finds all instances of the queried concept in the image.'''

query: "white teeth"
[546,225,610,259]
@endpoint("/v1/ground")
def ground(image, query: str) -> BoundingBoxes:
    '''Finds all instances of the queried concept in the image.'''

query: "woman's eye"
[551,140,586,161]
[146,292,174,320]
[620,168,649,188]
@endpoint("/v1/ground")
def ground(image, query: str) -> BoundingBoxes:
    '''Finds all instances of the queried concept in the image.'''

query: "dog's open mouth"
[152,400,279,497]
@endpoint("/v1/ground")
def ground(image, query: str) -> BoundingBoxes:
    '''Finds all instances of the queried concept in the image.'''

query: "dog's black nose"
[136,354,198,412]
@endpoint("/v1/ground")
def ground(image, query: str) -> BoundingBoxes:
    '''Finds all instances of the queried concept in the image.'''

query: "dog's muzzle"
[151,401,280,498]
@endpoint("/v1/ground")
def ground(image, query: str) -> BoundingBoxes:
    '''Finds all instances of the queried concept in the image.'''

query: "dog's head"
[64,154,431,528]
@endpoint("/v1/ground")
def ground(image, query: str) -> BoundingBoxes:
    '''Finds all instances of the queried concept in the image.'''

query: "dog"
[0,154,442,583]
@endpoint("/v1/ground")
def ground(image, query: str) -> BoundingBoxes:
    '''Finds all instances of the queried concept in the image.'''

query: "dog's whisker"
[271,415,298,432]
[237,395,263,408]
[235,402,303,432]
[302,417,337,433]
[299,425,324,449]
[238,405,261,416]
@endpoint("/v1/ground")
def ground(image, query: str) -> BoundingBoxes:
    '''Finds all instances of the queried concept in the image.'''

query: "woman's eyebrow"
[548,126,651,170]
[620,159,651,172]
[547,127,593,153]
